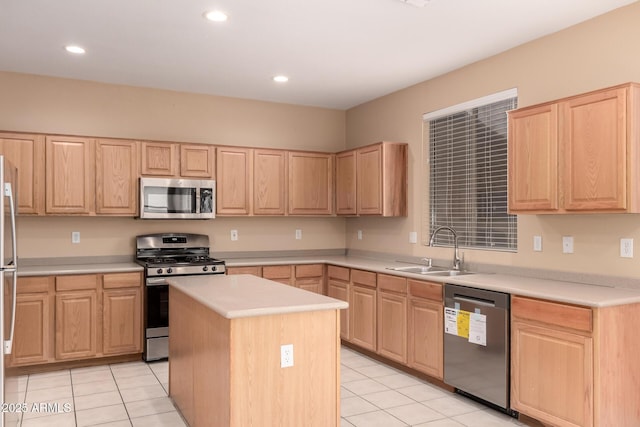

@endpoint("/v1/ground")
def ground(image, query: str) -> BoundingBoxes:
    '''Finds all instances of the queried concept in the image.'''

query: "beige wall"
[8,2,640,276]
[18,216,346,258]
[0,72,347,258]
[345,2,640,278]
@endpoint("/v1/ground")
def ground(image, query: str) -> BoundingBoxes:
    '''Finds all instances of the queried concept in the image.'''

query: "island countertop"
[166,274,348,319]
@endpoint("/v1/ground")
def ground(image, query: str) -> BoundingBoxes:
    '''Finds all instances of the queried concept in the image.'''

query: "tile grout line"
[107,363,133,427]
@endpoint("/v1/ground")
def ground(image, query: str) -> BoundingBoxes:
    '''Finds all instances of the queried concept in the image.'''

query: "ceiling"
[0,0,636,110]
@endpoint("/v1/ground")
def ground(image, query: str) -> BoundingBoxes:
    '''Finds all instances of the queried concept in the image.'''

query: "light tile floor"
[12,346,526,426]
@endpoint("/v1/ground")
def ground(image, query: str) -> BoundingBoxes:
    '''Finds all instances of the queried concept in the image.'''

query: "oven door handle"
[146,278,169,286]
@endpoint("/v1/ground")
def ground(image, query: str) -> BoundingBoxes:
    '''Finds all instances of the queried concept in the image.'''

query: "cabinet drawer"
[512,295,592,333]
[377,274,407,294]
[55,275,99,292]
[295,264,323,278]
[103,272,142,289]
[408,279,442,302]
[18,276,51,294]
[226,266,262,276]
[262,265,292,280]
[351,269,376,288]
[327,265,349,282]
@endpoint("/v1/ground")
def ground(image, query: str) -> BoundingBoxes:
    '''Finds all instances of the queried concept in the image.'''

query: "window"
[423,89,517,252]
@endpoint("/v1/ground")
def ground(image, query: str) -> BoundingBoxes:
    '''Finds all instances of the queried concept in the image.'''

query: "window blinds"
[424,91,517,251]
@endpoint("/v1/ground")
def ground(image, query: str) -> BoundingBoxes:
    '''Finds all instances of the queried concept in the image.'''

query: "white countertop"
[19,262,143,277]
[18,255,640,308]
[227,255,640,308]
[167,274,348,319]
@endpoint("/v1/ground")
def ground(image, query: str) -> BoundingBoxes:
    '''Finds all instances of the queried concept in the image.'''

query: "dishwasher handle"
[453,294,496,308]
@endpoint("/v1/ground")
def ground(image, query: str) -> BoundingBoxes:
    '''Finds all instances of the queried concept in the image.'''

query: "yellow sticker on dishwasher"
[456,310,470,339]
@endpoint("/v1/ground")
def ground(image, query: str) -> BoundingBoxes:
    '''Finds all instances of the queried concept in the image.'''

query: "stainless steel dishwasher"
[443,284,516,416]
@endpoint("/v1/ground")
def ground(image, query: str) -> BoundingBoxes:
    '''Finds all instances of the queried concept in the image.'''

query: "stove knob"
[202,266,209,272]
[156,269,163,275]
[167,268,173,274]
[211,266,217,272]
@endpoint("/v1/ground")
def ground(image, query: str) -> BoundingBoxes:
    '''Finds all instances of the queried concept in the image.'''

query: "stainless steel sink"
[386,265,448,274]
[422,270,473,277]
[386,265,473,276]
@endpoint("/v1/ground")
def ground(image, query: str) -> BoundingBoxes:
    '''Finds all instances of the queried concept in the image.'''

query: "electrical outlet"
[72,231,80,244]
[357,230,363,240]
[562,236,574,254]
[533,235,542,252]
[295,229,302,240]
[409,231,417,244]
[620,238,634,258]
[280,344,294,368]
[230,229,238,241]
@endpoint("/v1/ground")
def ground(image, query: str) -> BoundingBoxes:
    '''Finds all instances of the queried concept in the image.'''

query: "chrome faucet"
[420,257,432,267]
[429,226,462,271]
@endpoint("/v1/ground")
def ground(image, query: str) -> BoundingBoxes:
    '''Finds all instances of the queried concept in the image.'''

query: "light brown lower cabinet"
[10,276,54,367]
[102,272,143,355]
[226,266,262,276]
[294,264,324,294]
[12,272,142,367]
[407,279,443,379]
[511,295,640,427]
[327,266,350,340]
[55,275,100,360]
[349,269,377,351]
[262,265,292,285]
[376,274,407,364]
[228,264,325,294]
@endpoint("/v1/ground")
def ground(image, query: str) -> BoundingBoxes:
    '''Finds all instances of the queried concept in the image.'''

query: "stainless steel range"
[135,233,226,361]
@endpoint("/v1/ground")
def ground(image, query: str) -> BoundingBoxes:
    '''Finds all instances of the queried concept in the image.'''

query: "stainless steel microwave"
[139,177,215,219]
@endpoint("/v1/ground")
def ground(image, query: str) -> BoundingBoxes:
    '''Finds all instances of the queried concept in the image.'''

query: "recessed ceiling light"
[204,10,228,22]
[273,75,289,83]
[65,45,86,55]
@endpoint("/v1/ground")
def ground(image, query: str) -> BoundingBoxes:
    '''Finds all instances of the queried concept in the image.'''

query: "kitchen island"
[166,274,348,427]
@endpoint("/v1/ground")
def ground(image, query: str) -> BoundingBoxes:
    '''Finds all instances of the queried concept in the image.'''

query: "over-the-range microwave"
[139,177,215,219]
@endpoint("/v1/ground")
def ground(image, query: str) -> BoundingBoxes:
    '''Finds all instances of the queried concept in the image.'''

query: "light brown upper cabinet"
[0,132,45,215]
[508,83,640,213]
[216,146,252,215]
[46,135,95,215]
[288,151,333,215]
[253,149,287,215]
[141,141,215,178]
[216,147,287,216]
[140,141,178,176]
[508,104,559,211]
[180,144,215,178]
[336,142,408,216]
[335,150,357,215]
[96,139,139,216]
